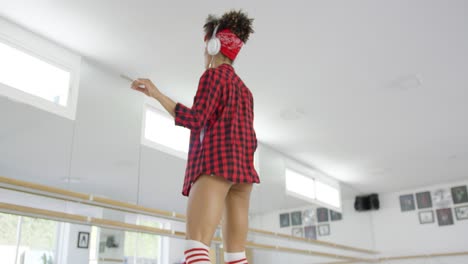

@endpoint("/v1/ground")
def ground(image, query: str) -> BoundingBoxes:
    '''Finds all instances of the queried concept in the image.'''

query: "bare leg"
[186,174,232,246]
[221,183,253,252]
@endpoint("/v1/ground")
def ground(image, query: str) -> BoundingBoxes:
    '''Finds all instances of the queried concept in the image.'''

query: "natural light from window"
[125,218,163,264]
[0,41,71,106]
[285,169,316,201]
[285,168,342,210]
[144,106,190,154]
[0,213,58,264]
[316,180,341,209]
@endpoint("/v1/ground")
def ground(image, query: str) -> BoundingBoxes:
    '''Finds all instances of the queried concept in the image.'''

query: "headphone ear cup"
[207,37,221,56]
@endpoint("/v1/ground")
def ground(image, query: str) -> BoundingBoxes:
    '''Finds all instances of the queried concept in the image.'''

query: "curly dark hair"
[203,10,254,43]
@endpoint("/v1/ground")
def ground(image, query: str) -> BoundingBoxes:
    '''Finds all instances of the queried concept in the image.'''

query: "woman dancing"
[131,10,259,264]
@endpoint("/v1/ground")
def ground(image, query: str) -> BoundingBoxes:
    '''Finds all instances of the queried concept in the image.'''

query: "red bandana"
[206,29,244,61]
[217,29,244,60]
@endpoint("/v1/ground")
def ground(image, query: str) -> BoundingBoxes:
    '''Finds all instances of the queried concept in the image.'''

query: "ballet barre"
[2,176,466,263]
[0,175,378,255]
[322,250,468,263]
[0,201,372,263]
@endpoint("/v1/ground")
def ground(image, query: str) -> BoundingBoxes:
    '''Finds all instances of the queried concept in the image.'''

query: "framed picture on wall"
[302,209,316,225]
[330,210,342,221]
[451,186,468,204]
[418,210,434,224]
[436,208,454,226]
[432,189,452,208]
[318,224,330,236]
[280,213,290,228]
[304,225,317,240]
[317,208,329,222]
[292,227,303,238]
[455,206,468,220]
[416,191,432,209]
[77,232,90,249]
[291,211,302,226]
[399,194,415,212]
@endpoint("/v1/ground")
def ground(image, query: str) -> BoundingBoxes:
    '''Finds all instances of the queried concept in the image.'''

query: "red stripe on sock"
[186,253,209,260]
[184,247,209,255]
[227,258,247,264]
[187,257,211,263]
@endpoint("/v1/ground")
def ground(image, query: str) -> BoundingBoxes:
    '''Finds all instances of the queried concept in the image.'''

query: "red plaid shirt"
[175,64,260,196]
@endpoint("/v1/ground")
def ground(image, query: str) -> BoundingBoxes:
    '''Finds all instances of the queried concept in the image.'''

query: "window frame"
[0,213,62,264]
[285,168,317,202]
[124,214,167,264]
[0,18,81,120]
[141,98,189,160]
[285,167,342,212]
[315,179,342,210]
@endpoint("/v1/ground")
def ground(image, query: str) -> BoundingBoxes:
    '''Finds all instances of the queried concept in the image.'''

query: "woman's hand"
[131,79,162,99]
[131,78,176,117]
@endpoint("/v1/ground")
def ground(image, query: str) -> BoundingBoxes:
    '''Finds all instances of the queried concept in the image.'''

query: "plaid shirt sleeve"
[174,69,221,131]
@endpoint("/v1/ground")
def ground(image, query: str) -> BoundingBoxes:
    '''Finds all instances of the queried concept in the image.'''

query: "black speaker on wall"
[354,193,379,211]
[369,193,380,210]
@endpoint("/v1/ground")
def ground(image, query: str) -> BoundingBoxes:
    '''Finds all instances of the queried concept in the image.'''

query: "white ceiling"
[1,0,467,198]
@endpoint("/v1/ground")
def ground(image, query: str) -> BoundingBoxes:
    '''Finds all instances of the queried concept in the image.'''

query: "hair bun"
[204,10,254,43]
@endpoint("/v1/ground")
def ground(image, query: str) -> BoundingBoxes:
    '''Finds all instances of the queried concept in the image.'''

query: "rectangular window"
[0,213,19,264]
[0,18,81,119]
[142,104,190,159]
[285,168,342,211]
[124,217,164,264]
[0,41,71,106]
[285,169,316,202]
[316,180,341,209]
[0,213,59,264]
[17,216,58,264]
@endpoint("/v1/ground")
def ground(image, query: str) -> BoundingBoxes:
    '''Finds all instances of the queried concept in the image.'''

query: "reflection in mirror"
[0,212,59,264]
[2,4,468,263]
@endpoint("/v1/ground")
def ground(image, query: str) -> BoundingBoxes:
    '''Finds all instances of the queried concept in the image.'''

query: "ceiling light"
[388,74,422,90]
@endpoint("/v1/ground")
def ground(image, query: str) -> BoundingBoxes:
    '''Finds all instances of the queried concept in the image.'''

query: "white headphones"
[207,24,221,56]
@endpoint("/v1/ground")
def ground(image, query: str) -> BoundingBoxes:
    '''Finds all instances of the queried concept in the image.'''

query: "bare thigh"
[222,183,253,252]
[186,175,232,246]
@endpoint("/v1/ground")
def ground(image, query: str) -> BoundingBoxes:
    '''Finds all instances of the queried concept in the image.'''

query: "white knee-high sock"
[184,240,211,264]
[224,251,248,264]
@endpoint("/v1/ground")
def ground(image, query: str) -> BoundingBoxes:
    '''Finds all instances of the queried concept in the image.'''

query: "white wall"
[250,145,349,215]
[250,179,468,264]
[1,18,467,264]
[372,180,468,258]
[249,199,375,264]
[60,223,92,264]
[0,39,188,213]
[250,200,375,249]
